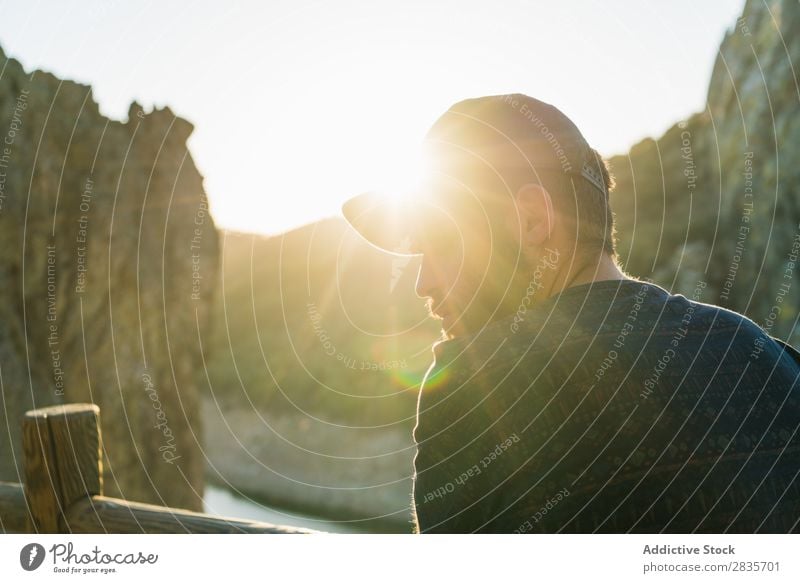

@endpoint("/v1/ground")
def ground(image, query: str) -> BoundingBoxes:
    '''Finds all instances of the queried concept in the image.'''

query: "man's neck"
[451,252,626,340]
[546,252,627,300]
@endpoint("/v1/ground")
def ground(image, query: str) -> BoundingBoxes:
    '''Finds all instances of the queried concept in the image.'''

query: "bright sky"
[0,0,744,236]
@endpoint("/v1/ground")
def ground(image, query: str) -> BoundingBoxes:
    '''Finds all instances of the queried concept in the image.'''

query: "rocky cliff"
[0,47,218,511]
[609,0,799,346]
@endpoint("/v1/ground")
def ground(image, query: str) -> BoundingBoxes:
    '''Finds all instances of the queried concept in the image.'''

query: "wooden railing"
[0,404,319,534]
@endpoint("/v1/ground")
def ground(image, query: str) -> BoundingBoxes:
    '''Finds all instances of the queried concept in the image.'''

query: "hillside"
[609,0,799,345]
[199,221,442,530]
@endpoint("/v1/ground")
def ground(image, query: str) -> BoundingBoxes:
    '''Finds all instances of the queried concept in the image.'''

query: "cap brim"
[342,191,423,256]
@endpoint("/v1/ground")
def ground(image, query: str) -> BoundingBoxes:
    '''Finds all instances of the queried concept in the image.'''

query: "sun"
[370,147,431,204]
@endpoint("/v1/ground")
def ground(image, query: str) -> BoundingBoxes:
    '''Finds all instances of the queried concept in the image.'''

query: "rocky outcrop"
[0,47,218,511]
[609,0,799,346]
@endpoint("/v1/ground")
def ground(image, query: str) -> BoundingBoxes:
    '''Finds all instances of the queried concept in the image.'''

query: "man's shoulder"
[664,291,798,362]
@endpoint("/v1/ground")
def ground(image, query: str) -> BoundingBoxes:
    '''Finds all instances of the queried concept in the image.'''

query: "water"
[203,485,365,533]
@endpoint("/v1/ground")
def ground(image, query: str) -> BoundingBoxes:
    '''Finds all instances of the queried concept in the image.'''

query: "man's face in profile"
[412,182,528,339]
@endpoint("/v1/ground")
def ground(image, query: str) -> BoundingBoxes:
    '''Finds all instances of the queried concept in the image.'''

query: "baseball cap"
[342,93,607,256]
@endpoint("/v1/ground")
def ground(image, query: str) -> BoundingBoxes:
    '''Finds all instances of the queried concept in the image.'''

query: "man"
[342,94,800,533]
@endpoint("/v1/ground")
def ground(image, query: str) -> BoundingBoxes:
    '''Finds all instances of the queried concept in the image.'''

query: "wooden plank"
[22,404,102,533]
[64,495,321,534]
[47,404,103,523]
[19,403,321,535]
[0,481,31,533]
[22,408,61,533]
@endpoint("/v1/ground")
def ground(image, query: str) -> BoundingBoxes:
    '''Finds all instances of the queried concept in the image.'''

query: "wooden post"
[22,404,103,533]
[0,481,31,533]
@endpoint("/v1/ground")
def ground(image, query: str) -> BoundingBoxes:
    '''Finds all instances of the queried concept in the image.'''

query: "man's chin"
[437,312,487,340]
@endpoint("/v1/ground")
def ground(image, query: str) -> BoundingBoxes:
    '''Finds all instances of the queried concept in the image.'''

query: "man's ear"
[506,183,555,247]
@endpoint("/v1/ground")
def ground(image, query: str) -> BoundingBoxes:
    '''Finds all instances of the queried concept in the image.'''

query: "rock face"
[0,48,218,511]
[609,0,799,346]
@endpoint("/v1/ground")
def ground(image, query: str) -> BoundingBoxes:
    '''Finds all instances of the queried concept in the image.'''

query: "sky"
[0,0,745,236]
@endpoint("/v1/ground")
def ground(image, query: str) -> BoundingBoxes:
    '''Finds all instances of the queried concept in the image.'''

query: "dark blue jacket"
[412,278,800,533]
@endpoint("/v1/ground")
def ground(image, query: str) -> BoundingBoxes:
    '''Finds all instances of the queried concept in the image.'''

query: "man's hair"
[537,150,618,259]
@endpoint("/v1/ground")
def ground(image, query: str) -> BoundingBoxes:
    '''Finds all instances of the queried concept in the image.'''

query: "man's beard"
[431,246,533,340]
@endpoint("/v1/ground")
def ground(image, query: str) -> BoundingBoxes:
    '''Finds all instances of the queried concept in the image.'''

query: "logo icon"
[20,543,46,571]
